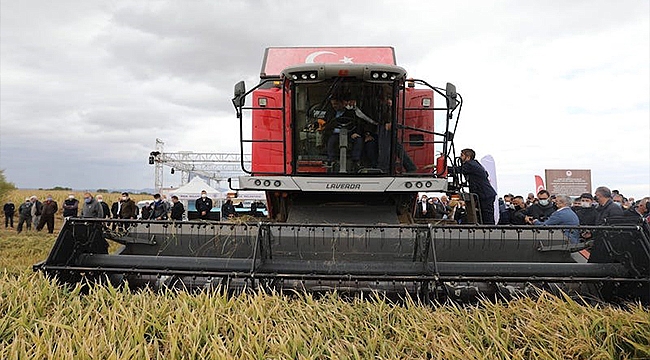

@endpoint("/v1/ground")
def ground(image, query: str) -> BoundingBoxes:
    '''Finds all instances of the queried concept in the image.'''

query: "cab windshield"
[293,79,395,174]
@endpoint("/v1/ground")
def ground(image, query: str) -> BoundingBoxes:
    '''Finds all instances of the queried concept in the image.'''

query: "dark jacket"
[99,201,111,219]
[221,201,236,219]
[595,199,624,225]
[508,206,528,225]
[32,200,43,216]
[41,200,58,216]
[574,206,598,225]
[525,202,557,222]
[322,107,366,138]
[62,198,79,217]
[431,201,448,219]
[415,201,433,218]
[453,205,468,224]
[149,200,168,220]
[141,206,151,220]
[458,159,497,201]
[19,202,32,217]
[196,197,213,214]
[170,201,185,221]
[119,199,138,219]
[111,201,120,218]
[3,202,15,214]
[498,200,510,225]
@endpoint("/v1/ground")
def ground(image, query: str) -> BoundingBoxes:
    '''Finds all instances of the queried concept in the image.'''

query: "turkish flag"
[535,175,545,194]
[262,47,396,76]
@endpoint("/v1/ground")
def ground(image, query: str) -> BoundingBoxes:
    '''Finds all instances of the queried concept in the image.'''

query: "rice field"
[1,189,649,359]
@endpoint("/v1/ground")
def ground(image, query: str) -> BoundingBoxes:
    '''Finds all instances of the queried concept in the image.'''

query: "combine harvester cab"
[35,47,650,304]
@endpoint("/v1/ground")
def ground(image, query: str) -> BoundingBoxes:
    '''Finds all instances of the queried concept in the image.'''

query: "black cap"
[579,193,593,200]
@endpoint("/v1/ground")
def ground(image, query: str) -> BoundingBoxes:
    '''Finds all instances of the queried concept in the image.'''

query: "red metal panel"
[251,88,284,174]
[251,87,293,174]
[262,47,396,77]
[401,88,435,173]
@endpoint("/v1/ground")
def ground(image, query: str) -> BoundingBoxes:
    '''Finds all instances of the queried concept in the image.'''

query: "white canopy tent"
[170,177,224,203]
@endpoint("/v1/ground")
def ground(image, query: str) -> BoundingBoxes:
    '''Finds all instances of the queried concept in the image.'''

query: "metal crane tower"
[149,139,250,194]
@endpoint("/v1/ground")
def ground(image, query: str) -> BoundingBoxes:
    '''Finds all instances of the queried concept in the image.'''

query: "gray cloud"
[1,0,648,197]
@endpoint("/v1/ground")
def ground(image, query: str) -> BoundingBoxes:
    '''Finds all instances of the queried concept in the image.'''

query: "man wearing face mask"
[149,194,168,220]
[594,186,624,225]
[118,192,138,219]
[95,195,111,219]
[526,195,581,244]
[36,195,58,233]
[195,190,213,220]
[573,193,598,225]
[524,190,556,222]
[62,193,79,218]
[17,198,32,233]
[508,195,528,225]
[81,192,104,218]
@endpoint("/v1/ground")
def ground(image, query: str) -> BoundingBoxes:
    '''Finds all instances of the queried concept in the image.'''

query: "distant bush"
[48,186,72,191]
[0,170,17,202]
[96,189,109,193]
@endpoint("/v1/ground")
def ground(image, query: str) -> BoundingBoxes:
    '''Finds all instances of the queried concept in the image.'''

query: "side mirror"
[233,81,246,108]
[445,82,457,109]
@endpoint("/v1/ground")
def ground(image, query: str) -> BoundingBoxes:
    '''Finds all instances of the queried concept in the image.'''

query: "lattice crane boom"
[149,139,250,193]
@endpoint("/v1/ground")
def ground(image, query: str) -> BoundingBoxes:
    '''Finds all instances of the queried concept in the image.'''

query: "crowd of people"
[415,186,650,243]
[5,193,116,234]
[3,188,268,236]
[5,185,648,240]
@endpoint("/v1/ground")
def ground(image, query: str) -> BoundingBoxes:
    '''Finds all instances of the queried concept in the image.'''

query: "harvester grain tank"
[35,47,650,304]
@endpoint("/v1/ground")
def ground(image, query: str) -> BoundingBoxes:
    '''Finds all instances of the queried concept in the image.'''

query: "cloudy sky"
[1,1,648,198]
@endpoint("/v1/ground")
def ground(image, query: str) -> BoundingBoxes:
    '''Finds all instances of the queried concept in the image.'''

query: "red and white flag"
[262,47,396,76]
[534,175,545,194]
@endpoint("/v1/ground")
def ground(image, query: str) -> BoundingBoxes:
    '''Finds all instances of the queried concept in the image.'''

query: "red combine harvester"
[36,47,649,304]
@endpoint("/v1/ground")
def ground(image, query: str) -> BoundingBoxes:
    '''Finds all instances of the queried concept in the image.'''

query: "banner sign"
[544,169,592,197]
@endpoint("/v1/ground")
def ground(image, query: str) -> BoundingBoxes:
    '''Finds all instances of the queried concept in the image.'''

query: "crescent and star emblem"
[305,51,354,64]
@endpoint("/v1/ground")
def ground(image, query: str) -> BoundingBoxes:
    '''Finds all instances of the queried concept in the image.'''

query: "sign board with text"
[545,169,592,197]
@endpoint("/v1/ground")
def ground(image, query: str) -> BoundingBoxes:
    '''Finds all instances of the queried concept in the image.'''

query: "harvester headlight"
[372,72,379,79]
[309,72,317,79]
[422,98,431,107]
[415,181,423,188]
[381,72,388,79]
[263,180,271,187]
[258,97,267,107]
[254,179,262,186]
[301,74,308,80]
[405,182,413,188]
[425,181,432,188]
[390,74,396,80]
[292,74,298,80]
[274,180,281,187]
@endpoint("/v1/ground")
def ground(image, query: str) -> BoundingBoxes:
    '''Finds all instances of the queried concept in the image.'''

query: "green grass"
[1,227,649,359]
